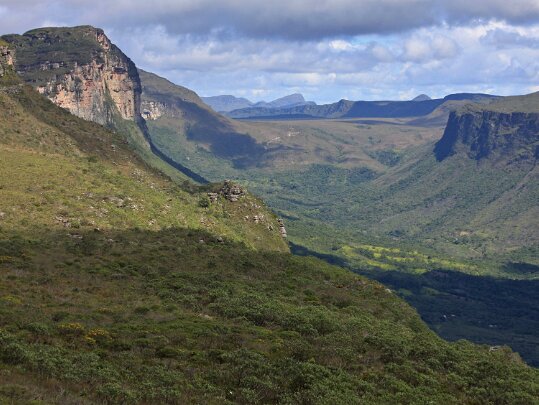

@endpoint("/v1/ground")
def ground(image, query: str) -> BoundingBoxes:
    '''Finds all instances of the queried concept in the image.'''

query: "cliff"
[2,26,141,127]
[435,99,539,163]
[0,39,15,82]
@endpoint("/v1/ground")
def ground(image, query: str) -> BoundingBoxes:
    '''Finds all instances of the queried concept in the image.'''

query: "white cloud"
[1,1,538,101]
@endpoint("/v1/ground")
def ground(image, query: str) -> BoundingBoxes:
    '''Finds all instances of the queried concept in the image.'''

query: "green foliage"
[1,226,538,404]
[1,48,538,404]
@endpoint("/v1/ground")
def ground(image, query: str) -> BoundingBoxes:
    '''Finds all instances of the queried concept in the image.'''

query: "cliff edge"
[434,93,539,164]
[2,26,141,126]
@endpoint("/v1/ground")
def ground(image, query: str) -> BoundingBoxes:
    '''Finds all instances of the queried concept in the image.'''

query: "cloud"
[402,33,459,62]
[0,1,538,101]
[3,0,539,40]
[481,28,539,49]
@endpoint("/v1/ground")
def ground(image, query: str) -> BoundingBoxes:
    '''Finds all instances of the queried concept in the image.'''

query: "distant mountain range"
[202,93,316,112]
[224,93,500,119]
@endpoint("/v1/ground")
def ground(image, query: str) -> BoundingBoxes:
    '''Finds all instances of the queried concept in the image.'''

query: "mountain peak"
[412,94,431,101]
[202,94,254,112]
[254,93,309,108]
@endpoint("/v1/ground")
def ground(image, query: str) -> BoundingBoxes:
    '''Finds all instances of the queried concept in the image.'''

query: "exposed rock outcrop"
[220,180,245,202]
[435,109,539,163]
[277,219,287,238]
[0,43,14,77]
[2,26,142,126]
[141,100,166,120]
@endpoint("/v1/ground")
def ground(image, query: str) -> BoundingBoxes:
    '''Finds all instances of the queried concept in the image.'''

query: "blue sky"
[1,0,539,103]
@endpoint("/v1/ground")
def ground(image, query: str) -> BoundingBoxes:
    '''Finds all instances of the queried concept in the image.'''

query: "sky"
[1,0,539,103]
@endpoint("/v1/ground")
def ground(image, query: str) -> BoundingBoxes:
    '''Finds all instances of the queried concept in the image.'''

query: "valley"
[137,68,539,368]
[0,24,538,404]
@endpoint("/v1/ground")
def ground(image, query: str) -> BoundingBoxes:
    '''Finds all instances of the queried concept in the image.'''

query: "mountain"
[435,93,539,162]
[3,28,539,404]
[412,94,431,101]
[203,92,315,113]
[254,92,315,108]
[1,26,218,184]
[226,93,499,119]
[3,26,141,127]
[139,69,279,169]
[201,94,253,112]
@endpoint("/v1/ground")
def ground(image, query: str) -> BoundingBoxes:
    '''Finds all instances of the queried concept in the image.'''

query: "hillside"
[3,41,539,404]
[277,96,539,265]
[140,64,537,267]
[1,26,199,185]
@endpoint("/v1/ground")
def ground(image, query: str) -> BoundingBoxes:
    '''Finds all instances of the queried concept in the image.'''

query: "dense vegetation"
[140,72,539,369]
[2,77,539,403]
[142,71,538,267]
[3,226,539,404]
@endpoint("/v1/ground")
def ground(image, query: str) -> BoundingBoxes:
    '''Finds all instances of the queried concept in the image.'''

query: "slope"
[2,45,539,404]
[136,69,539,365]
[1,26,195,185]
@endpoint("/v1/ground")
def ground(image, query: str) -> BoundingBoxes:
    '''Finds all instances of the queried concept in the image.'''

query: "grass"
[1,225,539,404]
[1,74,539,403]
[0,86,288,253]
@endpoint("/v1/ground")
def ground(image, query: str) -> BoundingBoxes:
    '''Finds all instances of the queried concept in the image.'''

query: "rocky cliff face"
[435,109,539,163]
[2,26,141,127]
[0,42,14,78]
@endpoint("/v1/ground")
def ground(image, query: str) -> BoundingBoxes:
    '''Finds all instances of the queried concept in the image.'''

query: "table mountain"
[3,26,141,127]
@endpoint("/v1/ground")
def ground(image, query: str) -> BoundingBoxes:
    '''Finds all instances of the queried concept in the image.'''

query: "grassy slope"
[1,87,539,403]
[0,85,288,252]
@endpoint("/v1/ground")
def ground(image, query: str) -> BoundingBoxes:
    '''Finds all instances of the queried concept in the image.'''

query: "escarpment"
[2,26,141,127]
[435,108,539,163]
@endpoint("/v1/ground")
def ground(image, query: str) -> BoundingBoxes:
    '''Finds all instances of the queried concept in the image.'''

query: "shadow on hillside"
[290,242,539,367]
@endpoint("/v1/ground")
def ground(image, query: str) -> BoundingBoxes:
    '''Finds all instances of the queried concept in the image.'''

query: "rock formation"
[141,100,166,120]
[2,26,142,127]
[277,219,287,238]
[0,43,14,78]
[435,109,539,163]
[220,180,245,202]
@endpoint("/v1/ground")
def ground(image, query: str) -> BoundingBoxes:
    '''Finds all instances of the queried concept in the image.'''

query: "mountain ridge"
[226,93,500,119]
[203,92,315,112]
